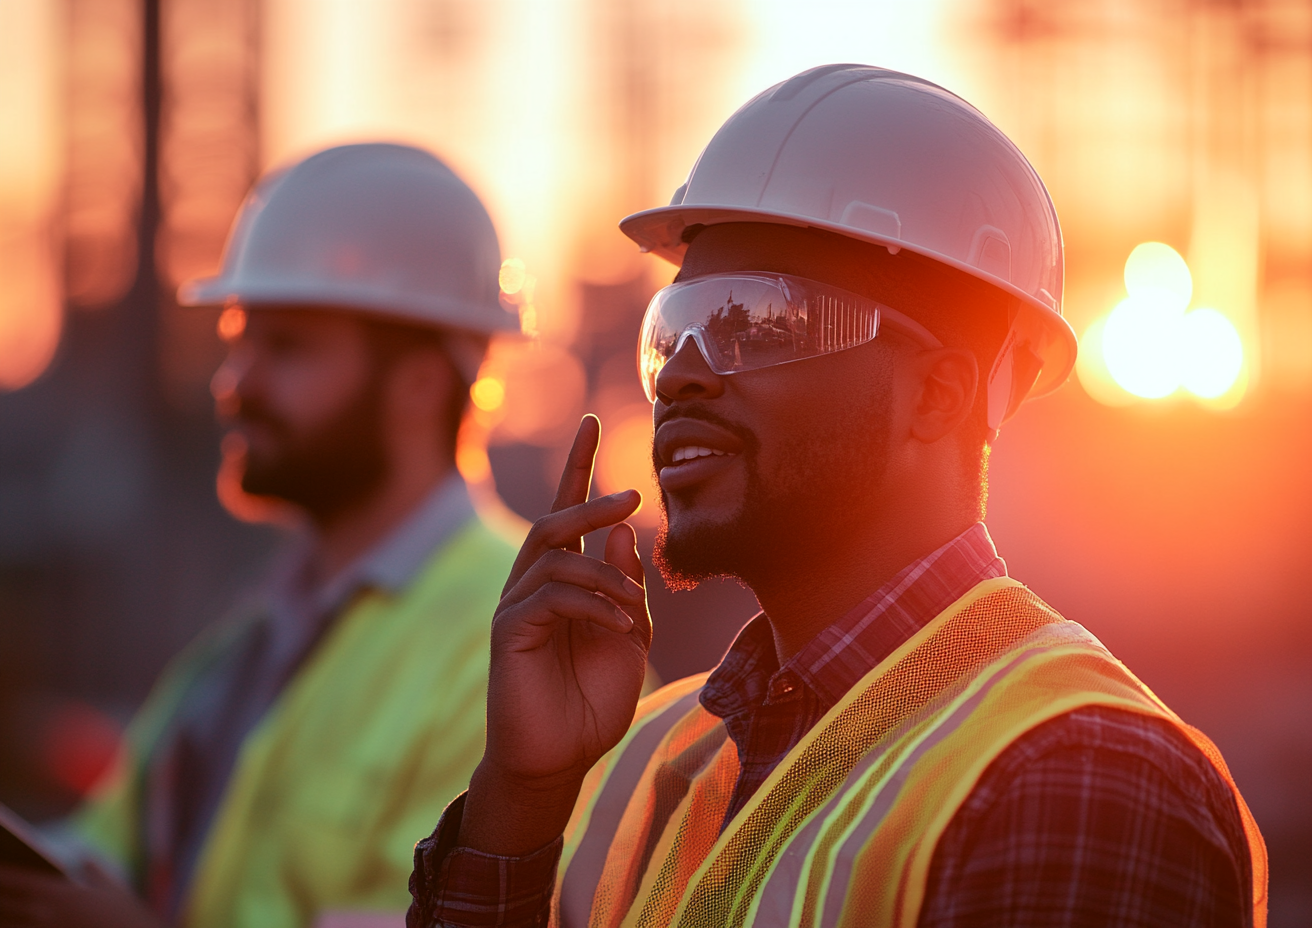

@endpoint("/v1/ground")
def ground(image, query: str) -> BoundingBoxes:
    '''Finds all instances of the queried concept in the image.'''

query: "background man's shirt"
[152,474,476,913]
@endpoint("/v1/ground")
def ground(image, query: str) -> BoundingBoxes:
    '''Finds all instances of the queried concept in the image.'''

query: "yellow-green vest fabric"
[552,578,1268,928]
[75,515,519,928]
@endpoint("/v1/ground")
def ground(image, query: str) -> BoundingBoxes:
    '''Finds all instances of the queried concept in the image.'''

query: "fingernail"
[614,607,634,629]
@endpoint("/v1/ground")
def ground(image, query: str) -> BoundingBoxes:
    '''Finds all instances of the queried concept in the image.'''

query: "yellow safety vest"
[553,577,1267,928]
[75,515,520,928]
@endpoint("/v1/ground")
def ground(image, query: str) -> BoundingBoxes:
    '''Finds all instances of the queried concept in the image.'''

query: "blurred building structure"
[0,0,1309,923]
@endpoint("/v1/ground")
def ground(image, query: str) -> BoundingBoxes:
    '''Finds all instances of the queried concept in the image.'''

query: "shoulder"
[404,513,519,604]
[922,706,1253,928]
[965,705,1242,837]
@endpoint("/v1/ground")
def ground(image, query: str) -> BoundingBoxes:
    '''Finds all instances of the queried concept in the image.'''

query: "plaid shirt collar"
[701,522,1007,722]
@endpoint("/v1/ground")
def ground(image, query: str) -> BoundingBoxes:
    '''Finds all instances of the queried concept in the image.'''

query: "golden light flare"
[217,306,247,341]
[1178,308,1244,400]
[595,403,658,527]
[456,438,493,484]
[1082,242,1246,407]
[477,341,586,447]
[469,375,506,412]
[498,258,527,295]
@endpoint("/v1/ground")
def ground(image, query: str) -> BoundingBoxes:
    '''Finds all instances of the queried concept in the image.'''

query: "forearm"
[458,761,584,857]
[407,793,561,928]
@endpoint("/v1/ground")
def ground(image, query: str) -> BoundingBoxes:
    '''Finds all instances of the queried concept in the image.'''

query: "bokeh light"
[40,700,123,796]
[1123,241,1192,311]
[470,375,506,412]
[1102,294,1184,399]
[1085,242,1246,406]
[1178,308,1244,399]
[217,306,247,341]
[479,341,585,446]
[498,258,527,296]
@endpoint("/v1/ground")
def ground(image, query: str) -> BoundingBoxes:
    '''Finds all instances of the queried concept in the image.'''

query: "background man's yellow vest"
[553,578,1268,928]
[75,516,519,928]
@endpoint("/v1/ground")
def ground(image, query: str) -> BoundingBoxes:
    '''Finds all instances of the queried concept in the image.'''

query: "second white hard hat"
[179,142,520,337]
[621,64,1077,428]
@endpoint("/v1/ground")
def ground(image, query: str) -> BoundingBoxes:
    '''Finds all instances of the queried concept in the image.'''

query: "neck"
[307,459,454,585]
[750,501,974,665]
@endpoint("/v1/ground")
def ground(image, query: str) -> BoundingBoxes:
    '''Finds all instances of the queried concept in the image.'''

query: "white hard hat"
[620,64,1077,428]
[179,142,519,337]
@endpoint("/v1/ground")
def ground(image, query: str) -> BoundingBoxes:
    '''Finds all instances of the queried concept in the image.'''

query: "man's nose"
[654,336,725,405]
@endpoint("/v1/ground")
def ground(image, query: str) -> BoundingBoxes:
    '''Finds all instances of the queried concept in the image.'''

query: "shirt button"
[770,674,799,701]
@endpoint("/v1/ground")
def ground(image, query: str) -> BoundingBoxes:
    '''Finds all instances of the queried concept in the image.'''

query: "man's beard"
[652,386,893,592]
[236,373,388,521]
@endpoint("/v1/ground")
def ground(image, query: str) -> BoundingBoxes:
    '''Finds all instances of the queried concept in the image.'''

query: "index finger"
[502,490,641,595]
[550,416,601,551]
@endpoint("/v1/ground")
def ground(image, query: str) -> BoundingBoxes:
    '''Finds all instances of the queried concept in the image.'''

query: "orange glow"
[0,0,63,390]
[214,432,298,525]
[479,341,586,447]
[456,439,493,484]
[595,404,658,527]
[217,306,247,341]
[63,0,141,308]
[470,375,506,412]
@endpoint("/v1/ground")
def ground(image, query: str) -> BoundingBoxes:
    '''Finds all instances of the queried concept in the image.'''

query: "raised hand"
[460,415,651,855]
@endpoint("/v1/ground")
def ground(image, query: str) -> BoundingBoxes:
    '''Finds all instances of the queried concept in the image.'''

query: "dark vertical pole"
[128,0,163,408]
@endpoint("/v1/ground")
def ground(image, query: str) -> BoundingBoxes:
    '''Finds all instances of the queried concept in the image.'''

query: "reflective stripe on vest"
[552,578,1268,928]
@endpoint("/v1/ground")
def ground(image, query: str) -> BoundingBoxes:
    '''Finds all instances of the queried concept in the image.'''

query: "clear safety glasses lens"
[637,273,937,403]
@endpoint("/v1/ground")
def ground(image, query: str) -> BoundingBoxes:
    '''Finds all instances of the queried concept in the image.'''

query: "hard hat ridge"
[180,142,520,337]
[622,63,1078,427]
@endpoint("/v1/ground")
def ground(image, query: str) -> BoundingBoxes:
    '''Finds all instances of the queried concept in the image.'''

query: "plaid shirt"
[408,524,1252,928]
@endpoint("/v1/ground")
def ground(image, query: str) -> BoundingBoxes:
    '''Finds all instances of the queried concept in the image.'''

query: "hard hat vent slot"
[839,202,901,242]
[969,225,1012,281]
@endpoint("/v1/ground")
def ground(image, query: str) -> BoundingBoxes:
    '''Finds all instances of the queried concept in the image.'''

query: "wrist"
[459,762,586,856]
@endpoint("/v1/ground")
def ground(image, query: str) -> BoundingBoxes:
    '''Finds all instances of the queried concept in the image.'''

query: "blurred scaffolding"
[0,0,1310,922]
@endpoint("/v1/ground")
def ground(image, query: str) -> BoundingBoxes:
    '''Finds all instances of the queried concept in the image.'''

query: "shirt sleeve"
[918,706,1253,928]
[407,792,562,928]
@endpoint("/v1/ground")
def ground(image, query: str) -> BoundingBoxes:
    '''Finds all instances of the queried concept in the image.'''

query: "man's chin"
[652,513,751,592]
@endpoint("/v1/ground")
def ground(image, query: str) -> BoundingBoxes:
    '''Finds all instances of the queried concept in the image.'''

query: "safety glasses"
[637,272,942,402]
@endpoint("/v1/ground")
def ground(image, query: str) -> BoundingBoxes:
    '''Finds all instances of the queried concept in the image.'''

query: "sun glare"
[1178,308,1244,399]
[1085,242,1245,406]
[1102,295,1183,399]
[1123,241,1192,311]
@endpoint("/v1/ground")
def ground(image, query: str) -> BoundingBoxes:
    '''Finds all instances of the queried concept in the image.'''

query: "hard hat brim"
[178,275,523,335]
[619,203,1077,399]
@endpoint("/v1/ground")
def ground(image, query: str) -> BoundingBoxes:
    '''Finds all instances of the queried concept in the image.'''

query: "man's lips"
[654,417,745,493]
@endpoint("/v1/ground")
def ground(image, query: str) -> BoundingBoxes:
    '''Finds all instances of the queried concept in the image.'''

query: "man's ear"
[910,347,978,444]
